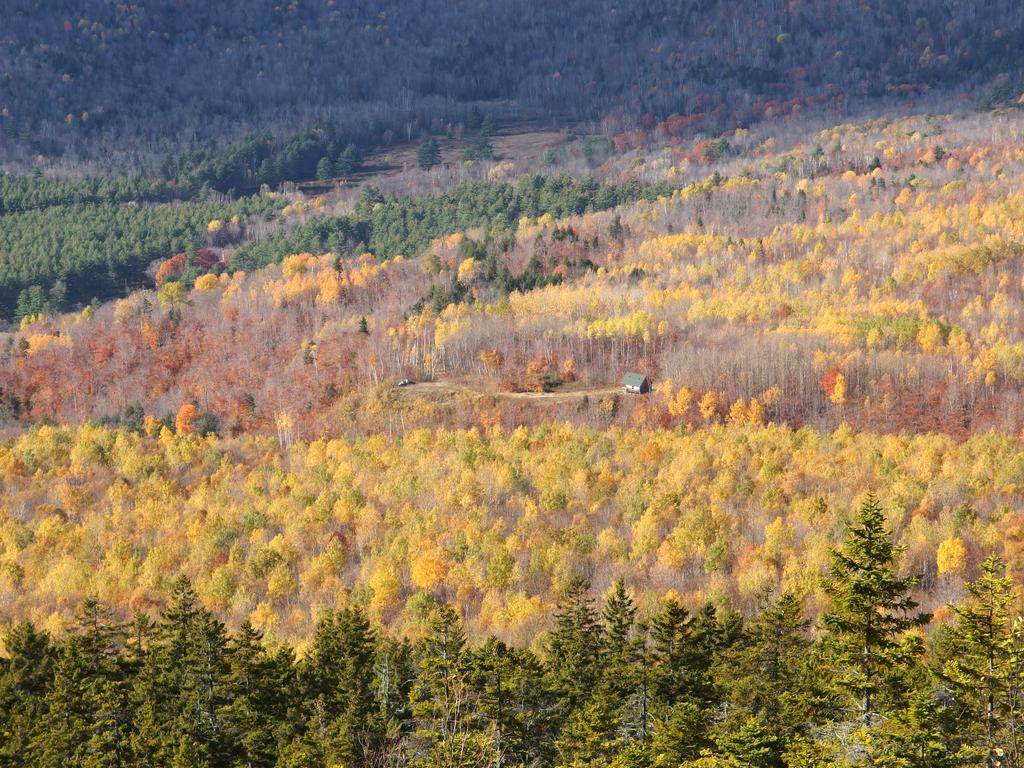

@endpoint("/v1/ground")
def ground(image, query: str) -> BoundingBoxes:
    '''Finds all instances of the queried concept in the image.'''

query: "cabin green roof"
[622,372,648,387]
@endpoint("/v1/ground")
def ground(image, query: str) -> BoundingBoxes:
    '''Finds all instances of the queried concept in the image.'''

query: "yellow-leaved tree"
[829,372,847,406]
[936,535,967,577]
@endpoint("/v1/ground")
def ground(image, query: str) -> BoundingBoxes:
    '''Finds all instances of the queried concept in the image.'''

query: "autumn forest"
[4,2,1024,767]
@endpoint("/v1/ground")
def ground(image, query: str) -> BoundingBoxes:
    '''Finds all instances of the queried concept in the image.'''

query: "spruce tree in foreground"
[35,600,131,767]
[547,577,604,717]
[33,638,93,767]
[470,637,554,767]
[875,686,956,768]
[716,591,815,761]
[0,623,52,766]
[130,576,232,766]
[648,596,694,709]
[602,579,645,737]
[820,493,930,726]
[942,554,1019,766]
[221,621,291,768]
[412,603,498,768]
[602,580,640,700]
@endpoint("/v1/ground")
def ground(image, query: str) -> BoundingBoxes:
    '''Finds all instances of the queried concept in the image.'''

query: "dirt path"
[394,379,621,405]
[496,385,620,403]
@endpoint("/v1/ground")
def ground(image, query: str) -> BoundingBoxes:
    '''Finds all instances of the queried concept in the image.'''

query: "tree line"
[1,495,1020,767]
[0,171,179,215]
[164,131,363,195]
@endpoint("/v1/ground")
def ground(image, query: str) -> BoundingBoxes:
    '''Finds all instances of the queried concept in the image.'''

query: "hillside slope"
[2,0,1023,167]
[4,110,1024,438]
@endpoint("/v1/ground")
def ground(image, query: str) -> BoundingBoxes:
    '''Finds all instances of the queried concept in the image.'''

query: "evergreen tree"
[219,621,288,768]
[0,623,53,767]
[608,214,623,240]
[779,735,837,768]
[125,612,156,667]
[130,576,232,766]
[649,597,717,710]
[375,635,415,742]
[942,554,1016,765]
[170,735,209,768]
[601,580,650,743]
[547,577,604,716]
[463,132,494,162]
[650,701,712,766]
[15,284,50,320]
[412,603,496,768]
[548,580,633,766]
[603,580,639,694]
[335,144,360,176]
[554,691,623,767]
[471,637,512,749]
[300,607,380,766]
[130,673,170,767]
[715,716,781,768]
[606,741,653,768]
[74,599,123,671]
[275,732,323,768]
[373,636,416,767]
[84,675,134,768]
[33,638,93,767]
[315,157,333,180]
[470,638,555,767]
[874,687,956,768]
[648,596,692,709]
[30,603,132,768]
[480,114,496,139]
[180,609,233,764]
[690,602,728,707]
[717,592,815,742]
[820,494,930,726]
[418,138,441,170]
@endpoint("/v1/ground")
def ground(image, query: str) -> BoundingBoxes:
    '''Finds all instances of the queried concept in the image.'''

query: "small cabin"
[622,372,652,394]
